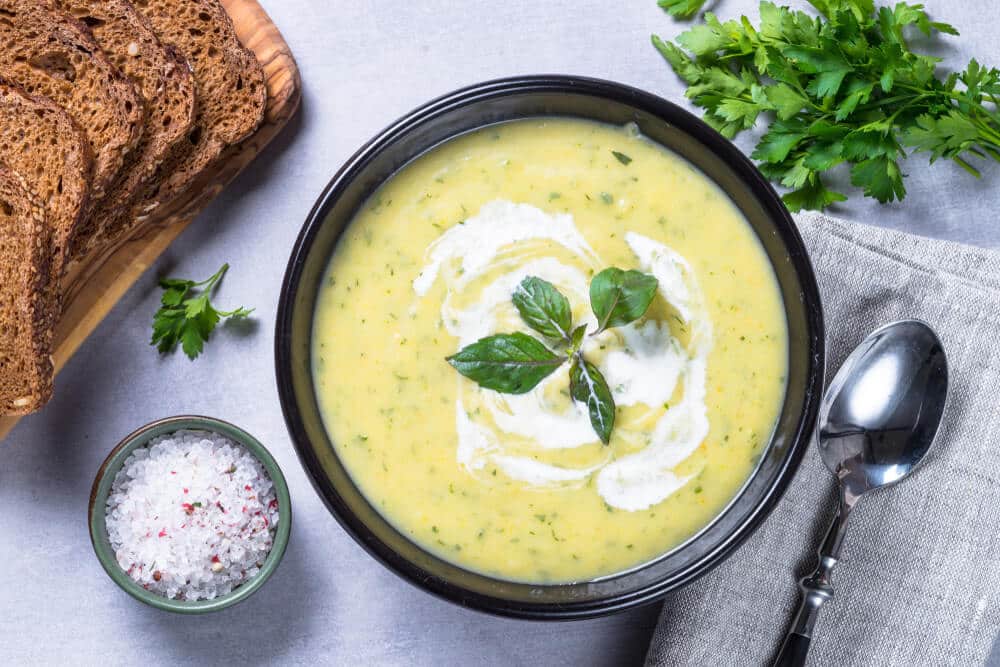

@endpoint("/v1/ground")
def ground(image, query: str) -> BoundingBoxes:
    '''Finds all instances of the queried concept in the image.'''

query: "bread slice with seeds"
[124,0,265,227]
[0,84,93,299]
[51,0,197,259]
[0,0,144,203]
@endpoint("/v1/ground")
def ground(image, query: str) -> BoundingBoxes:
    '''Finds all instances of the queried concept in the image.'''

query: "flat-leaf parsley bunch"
[446,269,658,444]
[653,0,1000,211]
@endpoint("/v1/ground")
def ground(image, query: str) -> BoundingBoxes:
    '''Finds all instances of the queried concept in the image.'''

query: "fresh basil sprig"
[446,270,659,444]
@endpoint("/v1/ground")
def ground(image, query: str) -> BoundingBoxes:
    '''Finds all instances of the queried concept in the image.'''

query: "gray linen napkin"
[646,211,1000,667]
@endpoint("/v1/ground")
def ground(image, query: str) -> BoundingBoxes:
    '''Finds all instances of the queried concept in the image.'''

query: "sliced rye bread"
[0,167,54,415]
[0,83,93,299]
[51,0,197,260]
[120,0,265,230]
[0,0,144,204]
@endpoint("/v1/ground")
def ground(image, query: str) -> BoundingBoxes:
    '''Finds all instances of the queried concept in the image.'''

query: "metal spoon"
[773,319,948,666]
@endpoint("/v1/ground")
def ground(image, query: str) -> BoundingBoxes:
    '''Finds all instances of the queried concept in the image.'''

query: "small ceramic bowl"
[88,415,292,613]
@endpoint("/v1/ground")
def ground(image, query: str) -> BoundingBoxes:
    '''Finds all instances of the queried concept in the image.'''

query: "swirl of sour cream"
[412,200,713,511]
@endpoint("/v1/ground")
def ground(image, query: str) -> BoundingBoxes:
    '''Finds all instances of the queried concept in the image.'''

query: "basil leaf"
[512,276,573,340]
[589,268,659,333]
[569,324,587,353]
[447,333,566,394]
[569,357,616,445]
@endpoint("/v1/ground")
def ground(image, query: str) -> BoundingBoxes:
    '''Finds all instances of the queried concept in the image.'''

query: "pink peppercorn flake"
[158,529,167,538]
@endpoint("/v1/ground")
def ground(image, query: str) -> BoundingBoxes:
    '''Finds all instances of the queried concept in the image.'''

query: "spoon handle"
[773,496,854,667]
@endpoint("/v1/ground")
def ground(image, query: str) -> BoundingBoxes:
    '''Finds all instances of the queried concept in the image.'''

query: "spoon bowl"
[819,319,948,500]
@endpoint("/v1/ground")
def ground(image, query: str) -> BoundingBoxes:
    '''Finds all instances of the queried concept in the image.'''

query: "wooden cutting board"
[0,0,301,440]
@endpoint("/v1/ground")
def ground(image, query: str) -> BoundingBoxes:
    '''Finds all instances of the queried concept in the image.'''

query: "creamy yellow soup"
[312,118,787,583]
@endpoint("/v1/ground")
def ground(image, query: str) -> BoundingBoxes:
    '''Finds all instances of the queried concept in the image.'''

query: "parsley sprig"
[653,0,1000,211]
[446,270,658,444]
[151,263,254,360]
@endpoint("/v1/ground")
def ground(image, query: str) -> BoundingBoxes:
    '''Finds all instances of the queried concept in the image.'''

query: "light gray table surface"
[2,1,998,665]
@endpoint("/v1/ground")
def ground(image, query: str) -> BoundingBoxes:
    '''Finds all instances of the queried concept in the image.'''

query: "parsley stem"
[952,156,981,177]
[854,92,925,113]
[973,121,1000,147]
[196,263,230,290]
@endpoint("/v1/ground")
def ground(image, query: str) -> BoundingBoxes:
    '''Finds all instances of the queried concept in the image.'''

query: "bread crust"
[52,0,198,259]
[125,0,266,228]
[0,83,93,293]
[0,0,145,203]
[0,167,54,414]
[0,1,268,415]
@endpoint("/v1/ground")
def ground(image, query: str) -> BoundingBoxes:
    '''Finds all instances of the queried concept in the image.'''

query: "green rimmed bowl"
[88,415,292,614]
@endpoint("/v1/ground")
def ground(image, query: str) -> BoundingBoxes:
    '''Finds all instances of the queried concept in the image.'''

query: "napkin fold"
[646,211,1000,667]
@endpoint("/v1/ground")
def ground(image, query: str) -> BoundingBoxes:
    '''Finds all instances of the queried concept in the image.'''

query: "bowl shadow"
[147,521,320,665]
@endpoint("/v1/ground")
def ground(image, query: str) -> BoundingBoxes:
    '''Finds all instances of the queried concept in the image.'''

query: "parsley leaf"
[652,0,1000,210]
[783,173,848,212]
[751,120,808,163]
[850,155,906,203]
[658,0,708,20]
[150,263,254,360]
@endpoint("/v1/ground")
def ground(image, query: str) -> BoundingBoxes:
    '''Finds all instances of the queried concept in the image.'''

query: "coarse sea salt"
[106,429,279,601]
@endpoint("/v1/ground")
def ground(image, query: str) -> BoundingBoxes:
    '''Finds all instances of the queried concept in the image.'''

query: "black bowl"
[276,75,825,620]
